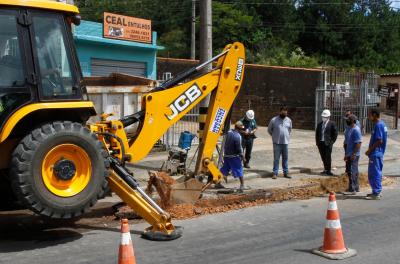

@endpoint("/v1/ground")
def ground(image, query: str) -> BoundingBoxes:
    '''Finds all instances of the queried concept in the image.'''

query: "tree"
[158,29,188,58]
[74,0,400,71]
[211,2,264,55]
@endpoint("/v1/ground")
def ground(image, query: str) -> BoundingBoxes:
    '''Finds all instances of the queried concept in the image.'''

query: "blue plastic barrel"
[178,131,195,150]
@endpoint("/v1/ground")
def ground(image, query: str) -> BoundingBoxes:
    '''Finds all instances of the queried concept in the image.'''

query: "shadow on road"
[0,229,82,253]
[336,194,367,200]
[244,169,272,178]
[0,205,146,253]
[293,248,313,254]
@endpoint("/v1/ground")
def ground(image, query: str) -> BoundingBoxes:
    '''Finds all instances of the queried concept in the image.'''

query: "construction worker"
[343,109,360,176]
[365,108,388,200]
[268,105,292,179]
[219,121,246,192]
[240,109,257,168]
[315,109,338,176]
[344,115,362,195]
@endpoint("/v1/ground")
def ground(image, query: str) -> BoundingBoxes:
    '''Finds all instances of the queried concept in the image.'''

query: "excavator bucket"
[171,178,203,204]
[147,171,203,207]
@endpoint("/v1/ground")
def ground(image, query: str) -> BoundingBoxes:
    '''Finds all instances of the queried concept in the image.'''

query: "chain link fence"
[316,70,381,134]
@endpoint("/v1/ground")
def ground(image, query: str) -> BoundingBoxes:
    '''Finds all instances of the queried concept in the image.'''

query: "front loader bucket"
[147,171,203,207]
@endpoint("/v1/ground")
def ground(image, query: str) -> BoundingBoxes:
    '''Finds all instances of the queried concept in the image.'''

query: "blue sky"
[391,1,400,8]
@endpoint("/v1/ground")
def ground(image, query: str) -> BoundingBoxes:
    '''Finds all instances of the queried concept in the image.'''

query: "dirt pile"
[146,171,177,208]
[167,173,395,220]
[115,173,396,220]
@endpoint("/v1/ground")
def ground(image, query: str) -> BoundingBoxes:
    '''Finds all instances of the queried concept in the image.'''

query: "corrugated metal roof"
[74,20,163,50]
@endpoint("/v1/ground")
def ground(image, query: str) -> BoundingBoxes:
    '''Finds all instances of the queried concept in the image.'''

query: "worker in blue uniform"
[344,114,362,195]
[219,121,246,192]
[343,109,360,176]
[365,108,388,200]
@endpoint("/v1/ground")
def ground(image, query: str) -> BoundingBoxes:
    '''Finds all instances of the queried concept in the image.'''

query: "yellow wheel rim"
[42,144,92,197]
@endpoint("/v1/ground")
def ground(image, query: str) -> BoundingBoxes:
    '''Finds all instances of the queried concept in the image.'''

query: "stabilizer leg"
[107,157,182,241]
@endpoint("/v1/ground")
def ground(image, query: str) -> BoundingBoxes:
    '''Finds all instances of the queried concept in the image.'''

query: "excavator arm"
[90,42,245,240]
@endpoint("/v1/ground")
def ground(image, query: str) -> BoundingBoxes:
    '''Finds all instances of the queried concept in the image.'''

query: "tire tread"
[10,121,109,219]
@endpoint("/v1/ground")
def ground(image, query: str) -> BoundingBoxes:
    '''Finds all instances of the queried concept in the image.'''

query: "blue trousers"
[368,156,383,195]
[347,156,360,192]
[220,156,243,178]
[273,143,288,175]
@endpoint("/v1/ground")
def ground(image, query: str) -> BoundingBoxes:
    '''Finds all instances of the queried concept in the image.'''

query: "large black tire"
[10,121,109,218]
[0,170,23,210]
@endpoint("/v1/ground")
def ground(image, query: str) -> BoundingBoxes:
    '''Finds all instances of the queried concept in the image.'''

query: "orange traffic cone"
[118,219,136,264]
[312,192,357,260]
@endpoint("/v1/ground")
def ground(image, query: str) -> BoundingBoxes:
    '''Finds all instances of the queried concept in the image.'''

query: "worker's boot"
[214,182,225,189]
[284,173,292,179]
[365,193,381,200]
[326,171,335,176]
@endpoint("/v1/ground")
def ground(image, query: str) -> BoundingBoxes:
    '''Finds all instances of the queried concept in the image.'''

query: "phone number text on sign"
[210,107,227,134]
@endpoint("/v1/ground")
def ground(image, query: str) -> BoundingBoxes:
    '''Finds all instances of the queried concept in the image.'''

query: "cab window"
[0,12,30,126]
[0,14,24,87]
[32,15,77,99]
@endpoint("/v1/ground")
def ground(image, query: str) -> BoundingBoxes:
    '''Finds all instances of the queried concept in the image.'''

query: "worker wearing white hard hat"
[246,110,255,120]
[240,109,258,168]
[321,109,331,118]
[316,109,338,176]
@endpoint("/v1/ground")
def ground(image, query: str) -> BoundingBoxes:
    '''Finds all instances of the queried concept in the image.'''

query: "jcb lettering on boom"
[165,84,202,120]
[235,58,244,81]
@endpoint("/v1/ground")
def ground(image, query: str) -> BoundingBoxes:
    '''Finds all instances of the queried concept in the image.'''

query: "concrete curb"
[311,248,357,260]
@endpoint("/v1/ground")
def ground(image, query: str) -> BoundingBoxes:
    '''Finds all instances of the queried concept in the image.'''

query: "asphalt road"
[0,162,399,264]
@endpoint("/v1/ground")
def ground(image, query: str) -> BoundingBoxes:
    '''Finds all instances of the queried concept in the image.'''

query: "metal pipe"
[135,186,165,214]
[195,49,228,71]
[156,49,229,91]
[109,157,166,215]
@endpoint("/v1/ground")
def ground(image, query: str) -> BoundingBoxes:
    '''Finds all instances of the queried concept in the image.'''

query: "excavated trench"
[0,173,395,238]
[116,172,396,220]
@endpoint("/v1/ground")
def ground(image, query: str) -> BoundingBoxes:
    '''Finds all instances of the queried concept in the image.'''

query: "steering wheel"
[41,68,66,95]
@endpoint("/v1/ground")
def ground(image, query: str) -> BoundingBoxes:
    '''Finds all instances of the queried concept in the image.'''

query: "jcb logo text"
[165,84,202,120]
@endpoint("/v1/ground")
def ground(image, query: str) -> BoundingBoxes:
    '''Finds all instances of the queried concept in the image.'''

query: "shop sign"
[103,12,151,43]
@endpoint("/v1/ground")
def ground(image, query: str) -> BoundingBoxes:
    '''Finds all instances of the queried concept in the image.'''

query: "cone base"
[312,247,357,260]
[142,226,183,241]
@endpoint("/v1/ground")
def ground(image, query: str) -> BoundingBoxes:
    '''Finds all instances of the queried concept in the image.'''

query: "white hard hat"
[246,110,255,120]
[321,109,331,117]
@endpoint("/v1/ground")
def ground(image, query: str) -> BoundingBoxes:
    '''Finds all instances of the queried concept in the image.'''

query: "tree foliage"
[75,0,400,72]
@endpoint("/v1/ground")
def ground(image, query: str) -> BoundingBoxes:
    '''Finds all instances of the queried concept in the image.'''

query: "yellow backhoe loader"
[0,0,245,240]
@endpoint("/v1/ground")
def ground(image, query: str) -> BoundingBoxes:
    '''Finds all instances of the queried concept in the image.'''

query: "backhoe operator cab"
[0,1,99,217]
[0,1,91,134]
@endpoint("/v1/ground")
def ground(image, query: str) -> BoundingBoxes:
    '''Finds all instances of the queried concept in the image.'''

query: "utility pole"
[199,0,212,71]
[195,0,212,174]
[191,0,196,60]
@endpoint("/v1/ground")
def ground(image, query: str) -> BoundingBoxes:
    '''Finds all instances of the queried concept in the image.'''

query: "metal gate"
[161,105,200,148]
[316,70,380,134]
[91,58,146,77]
